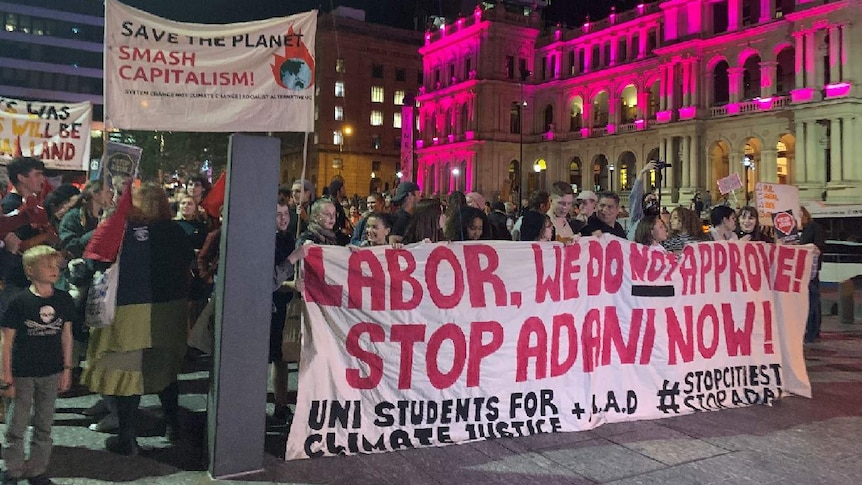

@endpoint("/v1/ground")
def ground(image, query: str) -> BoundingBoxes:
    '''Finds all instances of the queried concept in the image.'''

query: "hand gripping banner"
[285,236,814,460]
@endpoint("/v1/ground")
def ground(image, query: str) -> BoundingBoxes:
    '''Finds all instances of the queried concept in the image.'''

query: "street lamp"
[742,156,755,206]
[608,163,615,191]
[518,68,531,211]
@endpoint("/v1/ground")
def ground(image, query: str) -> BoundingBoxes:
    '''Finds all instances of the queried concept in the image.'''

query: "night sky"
[121,0,643,31]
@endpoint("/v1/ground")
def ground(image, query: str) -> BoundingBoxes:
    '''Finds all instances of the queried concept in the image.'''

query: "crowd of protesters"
[0,155,826,483]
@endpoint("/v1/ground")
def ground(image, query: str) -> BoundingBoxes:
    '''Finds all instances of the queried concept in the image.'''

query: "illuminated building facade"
[415,0,862,205]
[0,0,104,123]
[282,9,423,195]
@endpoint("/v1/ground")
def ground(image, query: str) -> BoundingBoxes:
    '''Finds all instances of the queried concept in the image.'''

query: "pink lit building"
[415,0,861,205]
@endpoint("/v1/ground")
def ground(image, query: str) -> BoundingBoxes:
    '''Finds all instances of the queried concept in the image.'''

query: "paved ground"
[3,294,862,484]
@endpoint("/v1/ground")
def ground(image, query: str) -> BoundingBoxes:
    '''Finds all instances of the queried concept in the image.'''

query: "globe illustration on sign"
[280,59,312,90]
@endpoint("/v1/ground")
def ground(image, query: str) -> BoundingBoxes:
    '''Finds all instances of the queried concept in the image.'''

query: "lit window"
[335,106,343,121]
[335,81,344,97]
[394,90,405,106]
[370,110,384,126]
[393,112,402,128]
[371,86,384,103]
[336,58,345,73]
[333,130,343,145]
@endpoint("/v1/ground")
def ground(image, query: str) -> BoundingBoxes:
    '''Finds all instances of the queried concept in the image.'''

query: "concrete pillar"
[682,61,691,106]
[830,118,843,182]
[795,120,807,181]
[584,46,592,73]
[829,26,841,83]
[759,0,773,23]
[608,92,619,129]
[794,32,806,88]
[610,36,618,66]
[208,134,279,478]
[760,61,777,97]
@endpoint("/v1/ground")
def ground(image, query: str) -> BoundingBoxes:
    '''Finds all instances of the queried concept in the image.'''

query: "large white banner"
[104,0,316,132]
[0,97,92,170]
[285,236,814,460]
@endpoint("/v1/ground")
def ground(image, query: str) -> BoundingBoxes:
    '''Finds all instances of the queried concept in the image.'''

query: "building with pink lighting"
[414,0,861,205]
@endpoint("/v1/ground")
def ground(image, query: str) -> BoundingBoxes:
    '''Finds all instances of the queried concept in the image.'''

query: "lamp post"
[742,156,755,206]
[608,163,615,191]
[518,68,531,211]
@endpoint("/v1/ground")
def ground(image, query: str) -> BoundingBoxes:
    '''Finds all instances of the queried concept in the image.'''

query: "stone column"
[637,91,650,119]
[584,46,592,73]
[728,67,745,103]
[829,26,841,83]
[814,31,826,88]
[794,32,806,88]
[610,35,618,66]
[806,121,822,184]
[638,29,647,59]
[830,118,843,182]
[690,59,700,107]
[728,0,742,32]
[682,61,691,106]
[840,25,848,81]
[760,61,777,97]
[759,0,773,23]
[681,135,692,187]
[761,148,778,183]
[805,31,817,87]
[608,92,619,129]
[660,65,668,111]
[666,63,676,111]
[846,117,858,180]
[689,134,700,190]
[795,120,807,181]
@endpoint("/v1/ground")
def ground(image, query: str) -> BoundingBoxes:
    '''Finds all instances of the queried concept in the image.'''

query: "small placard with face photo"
[772,209,799,244]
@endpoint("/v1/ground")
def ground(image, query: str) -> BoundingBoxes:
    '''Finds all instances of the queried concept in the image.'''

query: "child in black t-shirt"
[1,246,74,485]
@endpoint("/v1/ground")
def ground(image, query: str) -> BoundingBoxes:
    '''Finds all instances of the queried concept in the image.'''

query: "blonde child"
[1,246,74,485]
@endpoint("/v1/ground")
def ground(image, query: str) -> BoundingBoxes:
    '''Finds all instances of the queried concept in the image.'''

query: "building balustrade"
[710,95,791,118]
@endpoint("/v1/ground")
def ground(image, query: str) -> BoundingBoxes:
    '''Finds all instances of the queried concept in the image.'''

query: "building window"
[372,161,382,172]
[506,56,515,79]
[333,130,344,145]
[335,106,343,121]
[335,81,344,97]
[465,58,472,77]
[371,135,381,149]
[370,110,384,126]
[518,58,528,79]
[336,58,345,72]
[448,64,455,81]
[393,112,402,128]
[372,63,384,78]
[395,68,406,82]
[371,86,384,103]
[394,90,405,105]
[417,70,423,85]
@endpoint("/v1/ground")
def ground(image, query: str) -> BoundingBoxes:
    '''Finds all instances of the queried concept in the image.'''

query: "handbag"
[281,290,305,363]
[84,253,120,329]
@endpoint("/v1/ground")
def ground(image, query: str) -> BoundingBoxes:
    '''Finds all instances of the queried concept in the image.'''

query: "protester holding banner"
[633,214,669,250]
[708,206,739,241]
[81,184,193,455]
[579,191,626,238]
[358,212,393,247]
[288,179,316,238]
[663,207,707,254]
[800,207,826,343]
[736,206,773,242]
[402,199,445,244]
[444,206,491,242]
[518,210,553,242]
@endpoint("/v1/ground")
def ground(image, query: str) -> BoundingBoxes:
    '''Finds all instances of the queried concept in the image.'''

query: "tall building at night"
[416,0,862,205]
[281,8,423,195]
[0,0,104,124]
